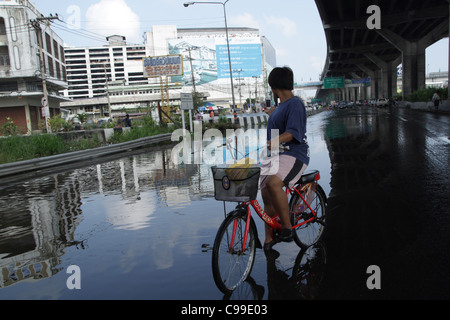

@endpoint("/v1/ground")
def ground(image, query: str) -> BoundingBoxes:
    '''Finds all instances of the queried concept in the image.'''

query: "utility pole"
[102,62,112,118]
[235,69,242,110]
[30,14,59,133]
[187,47,196,131]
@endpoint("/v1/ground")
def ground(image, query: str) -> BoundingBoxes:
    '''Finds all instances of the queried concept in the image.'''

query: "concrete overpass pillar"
[357,64,378,99]
[403,44,426,99]
[377,20,448,100]
[350,72,368,101]
[365,53,401,99]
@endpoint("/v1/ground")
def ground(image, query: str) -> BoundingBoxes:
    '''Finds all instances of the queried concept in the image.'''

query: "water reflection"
[0,145,212,291]
[224,242,327,300]
[0,118,333,298]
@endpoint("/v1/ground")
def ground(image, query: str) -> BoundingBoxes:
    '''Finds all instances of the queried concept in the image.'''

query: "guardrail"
[0,133,172,179]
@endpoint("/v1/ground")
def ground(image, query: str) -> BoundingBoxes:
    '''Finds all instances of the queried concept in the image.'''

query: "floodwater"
[0,112,332,300]
[2,106,448,300]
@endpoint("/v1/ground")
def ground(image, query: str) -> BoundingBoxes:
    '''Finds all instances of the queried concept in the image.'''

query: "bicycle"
[210,144,328,294]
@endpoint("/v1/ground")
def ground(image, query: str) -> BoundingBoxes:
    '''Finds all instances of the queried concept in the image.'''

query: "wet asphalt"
[320,106,450,299]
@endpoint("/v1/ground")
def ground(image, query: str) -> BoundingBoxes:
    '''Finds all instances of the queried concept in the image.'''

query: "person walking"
[124,114,132,127]
[260,67,310,254]
[432,92,440,112]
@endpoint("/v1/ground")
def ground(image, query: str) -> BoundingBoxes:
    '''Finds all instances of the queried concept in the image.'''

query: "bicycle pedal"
[201,244,212,252]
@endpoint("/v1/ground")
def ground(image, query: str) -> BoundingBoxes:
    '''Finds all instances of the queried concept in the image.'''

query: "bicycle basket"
[211,165,261,202]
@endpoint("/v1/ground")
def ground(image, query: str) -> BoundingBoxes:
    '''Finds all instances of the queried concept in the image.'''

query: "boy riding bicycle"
[261,67,310,253]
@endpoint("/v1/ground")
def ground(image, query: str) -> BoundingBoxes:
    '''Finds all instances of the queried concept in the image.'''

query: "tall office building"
[64,35,148,100]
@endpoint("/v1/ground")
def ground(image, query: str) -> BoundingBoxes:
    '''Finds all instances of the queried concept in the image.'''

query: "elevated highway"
[314,0,449,102]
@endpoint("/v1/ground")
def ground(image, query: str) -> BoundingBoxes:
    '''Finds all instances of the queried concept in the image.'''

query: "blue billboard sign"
[216,43,263,79]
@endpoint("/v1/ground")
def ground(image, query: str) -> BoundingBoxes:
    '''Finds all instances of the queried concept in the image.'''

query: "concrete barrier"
[401,100,450,113]
[0,109,326,179]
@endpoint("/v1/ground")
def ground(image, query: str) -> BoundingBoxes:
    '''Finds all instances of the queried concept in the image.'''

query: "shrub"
[1,117,21,136]
[408,87,448,102]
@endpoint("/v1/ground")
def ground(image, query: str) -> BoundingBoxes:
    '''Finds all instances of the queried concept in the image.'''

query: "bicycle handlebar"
[219,138,290,162]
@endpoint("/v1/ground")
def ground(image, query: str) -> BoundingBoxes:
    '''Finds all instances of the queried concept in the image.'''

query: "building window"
[0,46,10,67]
[0,18,6,35]
[0,81,18,92]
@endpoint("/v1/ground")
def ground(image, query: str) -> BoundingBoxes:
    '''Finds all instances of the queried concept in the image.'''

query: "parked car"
[377,98,388,107]
[338,102,347,109]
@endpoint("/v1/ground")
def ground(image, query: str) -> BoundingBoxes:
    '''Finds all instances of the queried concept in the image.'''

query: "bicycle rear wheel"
[212,209,257,294]
[290,184,327,248]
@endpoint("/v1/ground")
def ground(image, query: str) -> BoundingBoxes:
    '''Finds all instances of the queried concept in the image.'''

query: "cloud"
[86,0,141,44]
[229,13,261,29]
[264,15,298,38]
[309,56,324,73]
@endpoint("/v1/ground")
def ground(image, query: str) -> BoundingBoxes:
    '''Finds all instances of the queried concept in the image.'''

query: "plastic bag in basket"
[225,157,256,181]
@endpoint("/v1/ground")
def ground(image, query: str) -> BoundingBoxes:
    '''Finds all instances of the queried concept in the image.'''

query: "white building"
[0,0,67,133]
[62,34,183,119]
[146,25,276,109]
[62,25,276,118]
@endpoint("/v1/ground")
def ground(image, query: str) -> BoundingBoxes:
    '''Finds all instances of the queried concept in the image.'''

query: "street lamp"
[183,1,236,111]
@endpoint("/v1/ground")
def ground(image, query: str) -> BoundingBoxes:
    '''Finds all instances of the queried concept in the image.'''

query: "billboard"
[169,39,218,85]
[216,38,263,78]
[168,37,263,85]
[143,54,184,78]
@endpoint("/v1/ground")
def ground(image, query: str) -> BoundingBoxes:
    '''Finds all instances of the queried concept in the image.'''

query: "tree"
[75,113,88,123]
[193,91,205,110]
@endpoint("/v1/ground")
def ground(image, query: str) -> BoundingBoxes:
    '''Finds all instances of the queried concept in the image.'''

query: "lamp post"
[183,1,236,111]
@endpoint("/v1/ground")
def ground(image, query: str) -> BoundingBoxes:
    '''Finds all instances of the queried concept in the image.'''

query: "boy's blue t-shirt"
[267,96,310,165]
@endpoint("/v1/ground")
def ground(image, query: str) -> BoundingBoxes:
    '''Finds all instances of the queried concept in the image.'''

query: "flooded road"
[0,111,331,300]
[1,107,449,300]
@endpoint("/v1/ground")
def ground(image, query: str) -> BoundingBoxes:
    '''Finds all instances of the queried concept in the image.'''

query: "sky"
[32,0,449,84]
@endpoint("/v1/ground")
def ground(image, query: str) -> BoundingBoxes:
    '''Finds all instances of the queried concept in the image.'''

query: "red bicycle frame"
[232,181,320,253]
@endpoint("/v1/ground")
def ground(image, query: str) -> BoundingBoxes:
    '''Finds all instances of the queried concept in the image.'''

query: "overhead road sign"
[324,77,345,89]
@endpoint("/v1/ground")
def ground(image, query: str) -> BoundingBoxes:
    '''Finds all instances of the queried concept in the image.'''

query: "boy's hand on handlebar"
[264,106,275,116]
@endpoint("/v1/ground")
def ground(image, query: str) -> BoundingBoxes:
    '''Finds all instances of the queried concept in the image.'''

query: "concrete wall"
[401,100,450,112]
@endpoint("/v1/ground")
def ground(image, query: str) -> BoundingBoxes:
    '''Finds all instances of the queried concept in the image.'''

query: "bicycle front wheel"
[212,210,257,294]
[290,184,327,248]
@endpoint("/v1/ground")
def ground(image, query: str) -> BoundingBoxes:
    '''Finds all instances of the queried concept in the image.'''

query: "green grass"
[0,115,239,164]
[108,125,174,144]
[0,124,176,164]
[0,134,69,164]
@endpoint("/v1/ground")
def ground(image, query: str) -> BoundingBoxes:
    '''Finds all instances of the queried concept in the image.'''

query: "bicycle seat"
[298,170,320,185]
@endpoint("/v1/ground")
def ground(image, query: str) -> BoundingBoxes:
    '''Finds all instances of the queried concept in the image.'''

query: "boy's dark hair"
[268,67,294,91]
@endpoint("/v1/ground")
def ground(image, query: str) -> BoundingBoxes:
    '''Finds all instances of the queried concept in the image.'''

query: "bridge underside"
[314,0,449,102]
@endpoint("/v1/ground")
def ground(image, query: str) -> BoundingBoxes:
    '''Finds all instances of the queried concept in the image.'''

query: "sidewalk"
[400,100,450,114]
